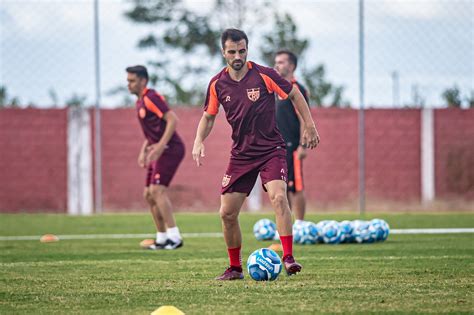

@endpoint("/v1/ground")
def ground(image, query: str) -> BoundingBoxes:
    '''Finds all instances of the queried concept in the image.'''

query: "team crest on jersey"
[139,107,146,119]
[246,88,260,102]
[222,174,232,187]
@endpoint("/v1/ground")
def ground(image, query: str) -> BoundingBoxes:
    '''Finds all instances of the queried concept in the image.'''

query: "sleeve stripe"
[259,73,289,99]
[144,96,164,118]
[205,80,219,115]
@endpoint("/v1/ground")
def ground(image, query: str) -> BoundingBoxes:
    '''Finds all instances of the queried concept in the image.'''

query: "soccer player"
[274,50,310,225]
[126,65,184,250]
[192,29,320,280]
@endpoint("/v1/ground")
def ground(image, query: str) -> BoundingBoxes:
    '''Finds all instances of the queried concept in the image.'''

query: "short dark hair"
[276,49,298,69]
[221,28,248,49]
[126,65,149,81]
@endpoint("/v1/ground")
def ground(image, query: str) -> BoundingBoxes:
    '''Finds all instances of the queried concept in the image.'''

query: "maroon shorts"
[221,150,288,195]
[146,142,185,187]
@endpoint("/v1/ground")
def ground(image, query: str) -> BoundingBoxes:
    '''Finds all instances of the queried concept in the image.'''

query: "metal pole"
[358,0,366,215]
[93,0,102,213]
[392,71,399,107]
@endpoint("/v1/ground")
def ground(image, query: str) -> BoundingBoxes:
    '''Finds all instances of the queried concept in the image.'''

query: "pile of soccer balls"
[253,218,390,244]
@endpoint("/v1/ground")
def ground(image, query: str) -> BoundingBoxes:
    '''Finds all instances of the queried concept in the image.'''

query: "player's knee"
[150,185,166,198]
[219,207,238,223]
[270,193,287,210]
[143,189,153,203]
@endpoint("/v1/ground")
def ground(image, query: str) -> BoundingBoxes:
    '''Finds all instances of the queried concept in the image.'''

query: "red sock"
[280,235,293,258]
[227,246,242,268]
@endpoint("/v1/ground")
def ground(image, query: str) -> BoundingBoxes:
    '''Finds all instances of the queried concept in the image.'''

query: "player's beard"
[231,60,244,71]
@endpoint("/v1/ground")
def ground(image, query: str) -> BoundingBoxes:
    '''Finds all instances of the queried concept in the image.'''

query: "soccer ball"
[315,220,334,243]
[370,218,390,241]
[352,220,377,243]
[247,248,282,281]
[293,221,319,245]
[315,220,331,230]
[253,219,277,241]
[380,220,390,241]
[321,221,343,244]
[339,220,353,243]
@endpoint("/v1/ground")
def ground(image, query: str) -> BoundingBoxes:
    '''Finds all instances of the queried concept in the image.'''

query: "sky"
[0,0,473,108]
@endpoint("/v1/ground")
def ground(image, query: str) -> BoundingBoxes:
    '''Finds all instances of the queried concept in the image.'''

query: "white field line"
[391,228,474,234]
[1,255,471,267]
[0,228,473,241]
[0,232,222,241]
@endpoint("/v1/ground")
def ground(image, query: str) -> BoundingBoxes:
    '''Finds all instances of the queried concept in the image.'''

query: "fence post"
[67,107,93,215]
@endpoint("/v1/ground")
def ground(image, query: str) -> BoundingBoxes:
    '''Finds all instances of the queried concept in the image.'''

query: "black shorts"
[286,148,304,193]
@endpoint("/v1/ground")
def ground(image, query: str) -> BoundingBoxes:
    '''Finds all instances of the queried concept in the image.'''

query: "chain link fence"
[1,0,472,108]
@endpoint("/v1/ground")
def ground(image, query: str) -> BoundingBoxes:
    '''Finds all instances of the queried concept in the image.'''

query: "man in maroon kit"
[127,65,184,250]
[192,29,320,280]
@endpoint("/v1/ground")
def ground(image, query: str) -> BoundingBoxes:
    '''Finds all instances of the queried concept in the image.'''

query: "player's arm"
[138,139,149,168]
[145,111,178,164]
[294,109,308,160]
[288,86,320,149]
[192,112,216,167]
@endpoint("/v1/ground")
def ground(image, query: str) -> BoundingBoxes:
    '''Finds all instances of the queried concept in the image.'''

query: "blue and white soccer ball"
[339,220,353,243]
[315,220,331,230]
[293,221,319,245]
[351,220,368,231]
[253,219,277,241]
[247,248,282,281]
[321,221,343,244]
[370,218,390,241]
[352,220,377,243]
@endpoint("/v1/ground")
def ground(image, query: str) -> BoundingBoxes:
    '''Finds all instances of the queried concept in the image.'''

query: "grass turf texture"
[1,213,473,314]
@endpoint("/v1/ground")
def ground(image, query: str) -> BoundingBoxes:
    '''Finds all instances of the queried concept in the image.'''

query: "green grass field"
[1,212,473,314]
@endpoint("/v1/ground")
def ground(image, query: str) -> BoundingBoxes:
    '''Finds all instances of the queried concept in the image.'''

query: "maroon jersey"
[204,61,293,161]
[136,88,183,147]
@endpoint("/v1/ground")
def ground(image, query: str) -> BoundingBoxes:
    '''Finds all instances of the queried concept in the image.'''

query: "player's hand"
[296,145,307,160]
[145,143,166,165]
[137,147,148,168]
[302,124,320,149]
[192,141,205,167]
[138,153,146,168]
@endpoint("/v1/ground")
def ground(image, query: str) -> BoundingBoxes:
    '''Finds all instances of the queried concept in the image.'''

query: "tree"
[0,86,20,108]
[124,0,220,105]
[48,88,59,108]
[260,13,348,107]
[124,0,271,105]
[442,86,462,108]
[260,13,309,63]
[65,94,87,107]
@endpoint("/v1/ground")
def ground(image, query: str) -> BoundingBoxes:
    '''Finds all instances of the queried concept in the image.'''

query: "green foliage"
[442,85,462,108]
[0,213,473,314]
[124,1,347,106]
[260,13,309,63]
[48,88,59,108]
[124,0,222,105]
[65,93,87,108]
[0,86,20,108]
[260,14,348,107]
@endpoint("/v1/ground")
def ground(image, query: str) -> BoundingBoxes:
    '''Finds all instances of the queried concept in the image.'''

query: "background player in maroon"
[192,29,320,280]
[275,50,310,225]
[126,65,184,250]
